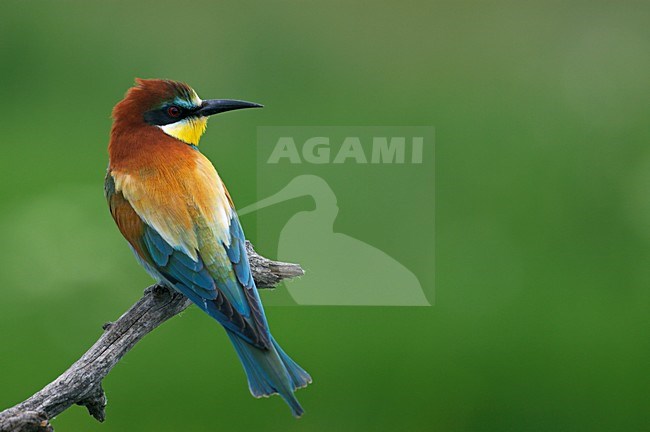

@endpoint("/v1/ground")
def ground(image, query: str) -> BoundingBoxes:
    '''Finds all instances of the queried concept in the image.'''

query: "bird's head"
[112,78,261,146]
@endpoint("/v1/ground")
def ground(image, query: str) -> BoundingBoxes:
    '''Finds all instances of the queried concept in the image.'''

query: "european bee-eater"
[105,79,311,417]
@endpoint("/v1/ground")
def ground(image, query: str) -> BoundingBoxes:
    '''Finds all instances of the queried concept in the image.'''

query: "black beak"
[196,99,263,117]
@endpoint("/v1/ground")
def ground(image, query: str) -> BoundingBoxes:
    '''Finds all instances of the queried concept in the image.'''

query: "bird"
[104,78,311,417]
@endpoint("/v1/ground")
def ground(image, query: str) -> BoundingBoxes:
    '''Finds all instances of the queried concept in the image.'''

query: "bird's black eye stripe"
[144,104,197,125]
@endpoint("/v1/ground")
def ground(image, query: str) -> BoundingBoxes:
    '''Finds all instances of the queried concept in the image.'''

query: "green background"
[1,1,649,431]
[254,126,434,306]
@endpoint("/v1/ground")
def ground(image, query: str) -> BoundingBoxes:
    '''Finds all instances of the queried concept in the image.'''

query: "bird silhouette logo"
[239,175,430,306]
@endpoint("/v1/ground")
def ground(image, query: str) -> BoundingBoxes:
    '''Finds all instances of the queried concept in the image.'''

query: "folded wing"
[106,172,270,349]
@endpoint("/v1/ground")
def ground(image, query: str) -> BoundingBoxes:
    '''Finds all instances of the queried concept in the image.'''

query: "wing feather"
[106,170,270,349]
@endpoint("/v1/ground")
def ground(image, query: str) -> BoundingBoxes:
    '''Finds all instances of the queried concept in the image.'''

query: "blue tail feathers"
[227,330,312,417]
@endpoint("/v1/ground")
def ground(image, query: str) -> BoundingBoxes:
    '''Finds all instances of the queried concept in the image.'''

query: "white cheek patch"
[193,92,203,107]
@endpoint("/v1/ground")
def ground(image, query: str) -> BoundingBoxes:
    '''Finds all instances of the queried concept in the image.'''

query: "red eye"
[167,106,181,117]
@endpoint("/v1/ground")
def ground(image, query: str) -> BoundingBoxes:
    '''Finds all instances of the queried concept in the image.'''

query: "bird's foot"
[144,283,173,299]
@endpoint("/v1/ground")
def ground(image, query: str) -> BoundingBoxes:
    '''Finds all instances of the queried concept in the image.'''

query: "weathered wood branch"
[0,242,303,432]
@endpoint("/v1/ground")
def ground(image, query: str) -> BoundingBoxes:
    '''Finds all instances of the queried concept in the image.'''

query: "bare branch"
[0,242,303,432]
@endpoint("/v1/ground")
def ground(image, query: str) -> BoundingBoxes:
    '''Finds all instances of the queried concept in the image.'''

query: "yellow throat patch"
[160,116,208,146]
